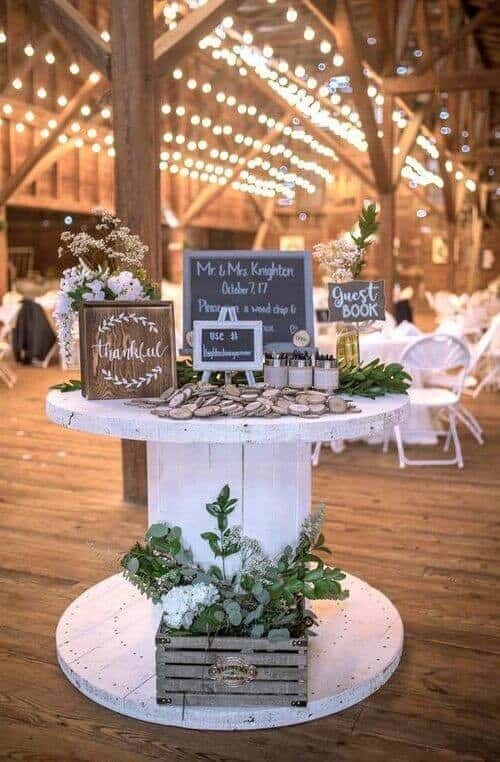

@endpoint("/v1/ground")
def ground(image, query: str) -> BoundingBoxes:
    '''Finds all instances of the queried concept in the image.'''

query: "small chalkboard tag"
[193,320,263,371]
[79,301,177,400]
[328,280,386,322]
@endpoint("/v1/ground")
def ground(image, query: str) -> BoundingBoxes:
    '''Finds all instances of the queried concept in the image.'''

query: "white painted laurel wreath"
[101,366,162,391]
[98,313,162,391]
[97,312,159,334]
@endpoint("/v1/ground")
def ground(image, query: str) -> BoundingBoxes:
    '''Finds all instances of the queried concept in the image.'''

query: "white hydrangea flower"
[161,583,219,630]
[107,270,147,301]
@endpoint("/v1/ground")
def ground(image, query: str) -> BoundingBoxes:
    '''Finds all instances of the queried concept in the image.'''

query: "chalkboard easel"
[195,307,261,386]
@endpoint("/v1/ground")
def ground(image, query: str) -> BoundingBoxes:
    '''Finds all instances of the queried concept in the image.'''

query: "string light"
[36,87,47,99]
[304,26,315,41]
[100,107,111,119]
[25,111,35,122]
[15,122,25,133]
[100,30,111,42]
[57,95,68,107]
[48,119,57,129]
[24,43,34,56]
[81,105,91,116]
[45,51,55,64]
[89,72,100,83]
[69,62,80,75]
[332,53,344,67]
[0,30,7,44]
[172,68,183,79]
[12,78,22,90]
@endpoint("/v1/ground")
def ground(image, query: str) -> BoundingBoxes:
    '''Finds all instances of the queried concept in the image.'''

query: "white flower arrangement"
[312,203,379,283]
[53,209,155,363]
[161,583,220,629]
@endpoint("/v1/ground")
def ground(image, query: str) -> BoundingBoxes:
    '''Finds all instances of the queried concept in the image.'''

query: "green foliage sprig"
[49,379,82,393]
[339,359,411,398]
[121,486,348,640]
[350,202,379,252]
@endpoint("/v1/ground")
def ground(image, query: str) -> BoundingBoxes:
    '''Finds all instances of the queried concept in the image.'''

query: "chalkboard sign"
[79,301,177,399]
[183,251,314,353]
[193,320,263,371]
[328,280,386,322]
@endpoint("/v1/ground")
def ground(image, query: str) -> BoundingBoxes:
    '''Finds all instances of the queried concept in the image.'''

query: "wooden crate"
[155,619,308,708]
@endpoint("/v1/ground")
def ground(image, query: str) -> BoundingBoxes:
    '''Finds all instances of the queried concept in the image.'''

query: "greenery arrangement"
[339,359,412,398]
[121,485,348,640]
[51,359,410,399]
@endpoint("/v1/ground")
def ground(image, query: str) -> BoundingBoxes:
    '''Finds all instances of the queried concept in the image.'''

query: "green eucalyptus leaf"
[268,628,290,641]
[250,623,265,639]
[146,523,170,539]
[125,557,139,574]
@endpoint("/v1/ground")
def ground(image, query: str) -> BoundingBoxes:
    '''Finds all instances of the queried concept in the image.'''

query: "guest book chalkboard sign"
[182,251,314,353]
[328,280,386,322]
[193,320,263,371]
[79,301,177,400]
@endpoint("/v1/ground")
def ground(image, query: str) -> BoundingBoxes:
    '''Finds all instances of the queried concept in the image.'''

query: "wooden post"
[447,221,457,293]
[167,226,185,284]
[111,0,160,505]
[0,207,7,297]
[377,193,395,313]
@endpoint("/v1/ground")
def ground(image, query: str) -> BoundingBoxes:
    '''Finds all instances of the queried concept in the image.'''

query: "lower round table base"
[56,573,403,730]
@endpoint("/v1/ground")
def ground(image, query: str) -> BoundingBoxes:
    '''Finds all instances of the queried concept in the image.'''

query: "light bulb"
[104,134,113,145]
[45,51,55,64]
[201,83,212,93]
[57,95,68,107]
[161,103,171,114]
[242,30,253,44]
[100,30,110,42]
[48,119,57,129]
[12,78,22,90]
[25,111,35,122]
[286,7,298,22]
[101,107,111,119]
[81,105,91,116]
[87,127,97,139]
[320,40,331,54]
[172,68,183,79]
[36,87,47,99]
[15,122,25,133]
[89,72,100,83]
[187,78,197,89]
[332,53,344,67]
[58,134,68,143]
[24,43,34,56]
[71,121,80,132]
[304,26,315,41]
[69,62,80,75]
[91,142,101,152]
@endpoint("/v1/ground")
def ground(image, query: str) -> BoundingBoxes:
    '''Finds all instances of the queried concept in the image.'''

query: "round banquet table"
[46,390,409,730]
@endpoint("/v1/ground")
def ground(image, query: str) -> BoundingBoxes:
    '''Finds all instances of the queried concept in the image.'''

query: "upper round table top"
[46,390,409,445]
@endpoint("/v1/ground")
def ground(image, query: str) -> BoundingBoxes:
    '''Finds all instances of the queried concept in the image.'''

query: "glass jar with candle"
[314,354,339,392]
[263,353,288,388]
[288,353,313,389]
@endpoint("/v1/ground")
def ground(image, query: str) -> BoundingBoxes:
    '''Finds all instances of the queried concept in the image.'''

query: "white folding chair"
[387,335,470,469]
[471,314,500,398]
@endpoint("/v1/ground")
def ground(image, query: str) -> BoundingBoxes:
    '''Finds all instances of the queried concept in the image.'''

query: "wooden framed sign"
[328,280,386,322]
[193,320,263,371]
[182,251,314,353]
[79,301,177,400]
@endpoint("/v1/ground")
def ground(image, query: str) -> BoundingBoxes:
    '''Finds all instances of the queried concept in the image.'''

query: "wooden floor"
[0,365,499,761]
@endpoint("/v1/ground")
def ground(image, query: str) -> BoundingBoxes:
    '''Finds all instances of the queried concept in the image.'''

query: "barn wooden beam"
[332,0,390,191]
[252,197,275,250]
[30,0,111,78]
[395,0,417,64]
[416,6,493,75]
[0,76,103,206]
[111,0,159,506]
[451,147,500,163]
[414,0,432,63]
[154,0,238,79]
[383,68,500,95]
[392,106,427,185]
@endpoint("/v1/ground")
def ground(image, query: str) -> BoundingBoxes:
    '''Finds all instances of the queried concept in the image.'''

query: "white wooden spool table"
[46,390,408,730]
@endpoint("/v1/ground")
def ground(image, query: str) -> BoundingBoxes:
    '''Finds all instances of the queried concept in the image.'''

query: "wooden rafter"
[0,77,104,206]
[30,0,111,78]
[154,0,238,78]
[395,0,417,64]
[392,105,427,185]
[252,197,275,249]
[414,0,432,63]
[332,0,390,192]
[383,68,500,95]
[415,6,494,75]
